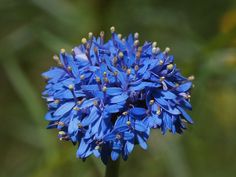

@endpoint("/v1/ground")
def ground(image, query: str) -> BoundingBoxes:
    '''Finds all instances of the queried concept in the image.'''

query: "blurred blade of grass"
[35,29,72,52]
[203,26,236,54]
[149,134,191,177]
[2,58,44,125]
[31,0,80,25]
[0,25,33,60]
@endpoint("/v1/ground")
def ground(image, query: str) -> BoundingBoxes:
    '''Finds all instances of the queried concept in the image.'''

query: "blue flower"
[42,27,194,164]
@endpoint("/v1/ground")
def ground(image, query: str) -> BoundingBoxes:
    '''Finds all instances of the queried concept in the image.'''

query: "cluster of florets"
[42,26,194,164]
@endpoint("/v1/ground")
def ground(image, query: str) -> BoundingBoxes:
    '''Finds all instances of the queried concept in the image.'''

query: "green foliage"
[0,0,236,177]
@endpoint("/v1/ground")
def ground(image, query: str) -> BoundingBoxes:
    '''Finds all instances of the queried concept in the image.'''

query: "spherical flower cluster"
[42,27,194,164]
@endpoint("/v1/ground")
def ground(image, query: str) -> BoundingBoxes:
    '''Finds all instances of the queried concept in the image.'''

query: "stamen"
[60,48,66,54]
[149,100,154,105]
[188,75,195,81]
[81,38,87,44]
[110,26,115,33]
[116,134,121,140]
[167,64,174,70]
[160,76,165,82]
[118,34,122,39]
[134,65,139,71]
[95,76,101,83]
[54,99,60,104]
[67,66,72,71]
[134,32,139,39]
[58,122,65,126]
[58,131,66,135]
[113,71,118,76]
[134,40,139,46]
[152,42,157,48]
[95,145,100,150]
[156,106,161,115]
[118,52,124,58]
[88,32,93,39]
[126,69,131,75]
[164,47,170,53]
[126,121,131,126]
[68,84,74,90]
[159,60,164,65]
[93,100,98,106]
[122,111,128,115]
[102,86,107,92]
[80,75,85,80]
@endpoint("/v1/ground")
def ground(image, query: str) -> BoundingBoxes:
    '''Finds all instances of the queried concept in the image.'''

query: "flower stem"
[105,158,120,177]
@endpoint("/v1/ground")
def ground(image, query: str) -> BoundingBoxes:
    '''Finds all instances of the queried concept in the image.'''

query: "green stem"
[105,158,120,177]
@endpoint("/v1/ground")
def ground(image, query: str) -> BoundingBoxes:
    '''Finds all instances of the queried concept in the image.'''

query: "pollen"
[102,86,107,92]
[188,75,195,81]
[118,52,124,58]
[53,55,59,61]
[88,32,93,39]
[118,33,122,39]
[126,121,131,126]
[134,40,139,46]
[110,26,115,33]
[126,69,131,75]
[149,100,155,105]
[152,41,157,48]
[93,100,98,106]
[164,47,170,53]
[159,60,164,65]
[116,134,122,140]
[160,76,165,82]
[122,111,128,115]
[54,99,60,104]
[167,64,174,70]
[95,145,100,150]
[67,66,72,71]
[80,75,85,80]
[60,48,66,54]
[95,76,101,83]
[68,84,74,90]
[58,131,66,135]
[81,38,87,44]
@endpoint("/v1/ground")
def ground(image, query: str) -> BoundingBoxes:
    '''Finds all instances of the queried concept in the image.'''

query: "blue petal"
[81,107,100,126]
[80,98,97,109]
[177,106,194,124]
[134,121,147,132]
[136,134,148,150]
[106,87,123,96]
[130,107,147,117]
[110,93,128,104]
[42,68,65,79]
[105,104,123,113]
[111,150,120,161]
[176,82,192,92]
[123,132,134,140]
[54,102,75,116]
[161,91,177,99]
[81,85,99,91]
[125,141,134,154]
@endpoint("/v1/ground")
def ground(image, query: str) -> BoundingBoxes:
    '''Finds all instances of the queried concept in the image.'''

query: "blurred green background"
[1,0,236,177]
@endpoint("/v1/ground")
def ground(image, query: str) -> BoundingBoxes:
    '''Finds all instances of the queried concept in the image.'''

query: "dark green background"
[1,0,236,177]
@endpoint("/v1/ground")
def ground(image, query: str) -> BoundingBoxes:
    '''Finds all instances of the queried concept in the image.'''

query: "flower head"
[42,27,194,164]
